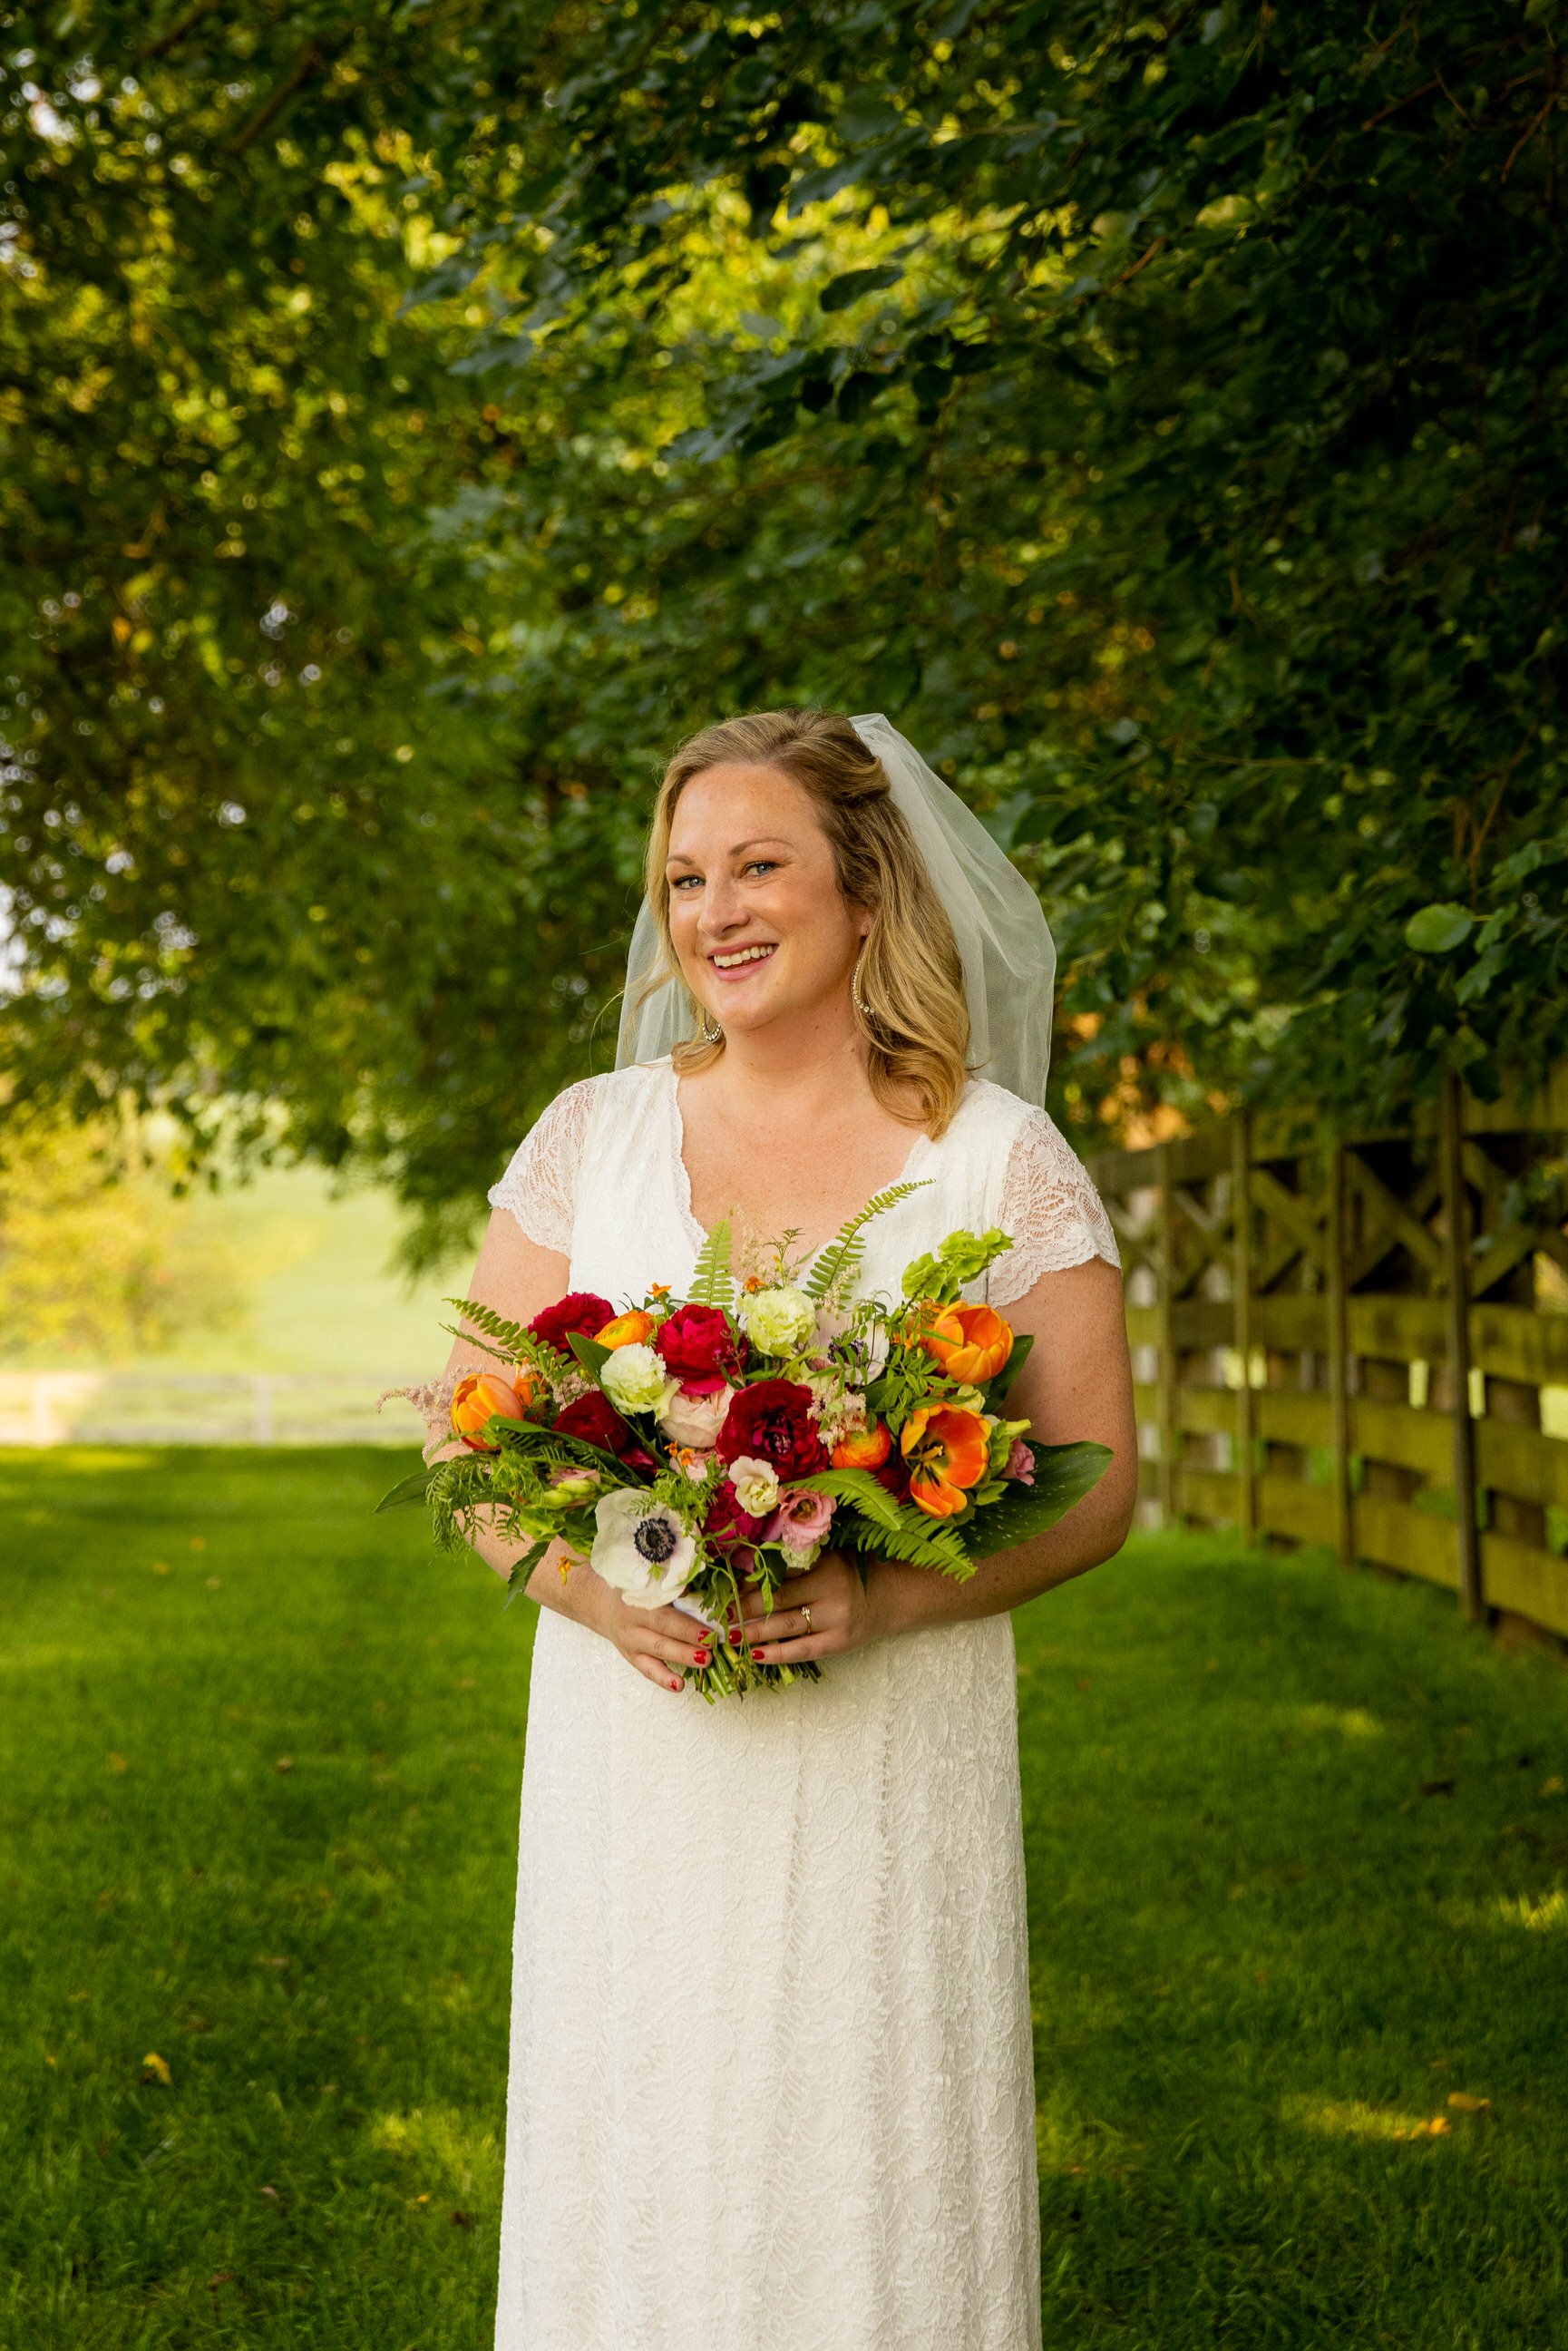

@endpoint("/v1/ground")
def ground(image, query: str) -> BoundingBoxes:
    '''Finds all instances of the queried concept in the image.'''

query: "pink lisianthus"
[1004,1438,1035,1487]
[765,1486,836,1552]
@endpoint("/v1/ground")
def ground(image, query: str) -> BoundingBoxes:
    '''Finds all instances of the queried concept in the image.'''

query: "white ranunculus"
[726,1453,781,1517]
[738,1283,817,1357]
[657,1382,734,1449]
[599,1342,679,1418]
[591,1488,696,1609]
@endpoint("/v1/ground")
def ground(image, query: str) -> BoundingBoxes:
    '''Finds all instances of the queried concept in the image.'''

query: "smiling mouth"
[709,943,776,971]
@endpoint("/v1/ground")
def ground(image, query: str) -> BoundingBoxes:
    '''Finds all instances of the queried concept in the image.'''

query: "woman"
[438,709,1136,2351]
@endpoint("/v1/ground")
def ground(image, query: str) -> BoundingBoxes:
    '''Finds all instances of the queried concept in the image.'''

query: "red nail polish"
[752,1648,767,1662]
[669,1677,682,1691]
[694,1651,709,1665]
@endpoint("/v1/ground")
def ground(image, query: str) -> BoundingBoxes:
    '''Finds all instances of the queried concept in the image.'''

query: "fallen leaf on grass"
[205,1576,222,1590]
[108,1754,129,1774]
[274,1756,294,1774]
[141,2052,171,2086]
[1447,2091,1491,2112]
[190,1536,207,1552]
[259,2184,278,2200]
[450,2210,473,2229]
[152,1561,170,1576]
[257,1956,289,1969]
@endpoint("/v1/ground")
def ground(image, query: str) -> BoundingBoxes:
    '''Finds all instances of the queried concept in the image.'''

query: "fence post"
[1232,1115,1256,1544]
[1324,1141,1353,1569]
[1438,1072,1483,1624]
[253,1374,275,1446]
[1156,1140,1177,1529]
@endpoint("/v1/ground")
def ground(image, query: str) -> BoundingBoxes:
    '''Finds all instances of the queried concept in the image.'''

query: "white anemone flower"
[591,1488,696,1609]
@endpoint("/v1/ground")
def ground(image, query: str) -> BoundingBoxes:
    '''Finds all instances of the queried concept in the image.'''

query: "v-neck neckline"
[663,1059,937,1269]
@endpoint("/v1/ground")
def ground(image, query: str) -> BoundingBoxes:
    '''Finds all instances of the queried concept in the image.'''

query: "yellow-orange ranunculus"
[920,1301,1014,1385]
[597,1308,657,1350]
[832,1419,892,1471]
[452,1369,538,1452]
[901,1402,990,1518]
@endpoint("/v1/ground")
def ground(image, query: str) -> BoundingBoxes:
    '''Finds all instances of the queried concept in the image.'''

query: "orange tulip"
[920,1301,1013,1384]
[452,1369,538,1452]
[900,1402,990,1518]
[597,1309,657,1350]
[832,1419,892,1470]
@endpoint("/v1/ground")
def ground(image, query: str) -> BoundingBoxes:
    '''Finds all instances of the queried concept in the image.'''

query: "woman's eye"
[670,873,702,890]
[745,859,777,878]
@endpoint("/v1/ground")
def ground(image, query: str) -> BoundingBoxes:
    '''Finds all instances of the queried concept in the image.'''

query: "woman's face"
[664,763,868,1043]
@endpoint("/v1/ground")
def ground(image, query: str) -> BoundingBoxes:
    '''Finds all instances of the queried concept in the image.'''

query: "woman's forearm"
[869,1471,1135,1639]
[461,1504,609,1634]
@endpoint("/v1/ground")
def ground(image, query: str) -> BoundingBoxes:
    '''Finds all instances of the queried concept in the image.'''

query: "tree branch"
[229,41,326,154]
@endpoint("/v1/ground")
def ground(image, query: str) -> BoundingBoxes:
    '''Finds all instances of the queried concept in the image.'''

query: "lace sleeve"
[989,1107,1120,1305]
[488,1077,601,1254]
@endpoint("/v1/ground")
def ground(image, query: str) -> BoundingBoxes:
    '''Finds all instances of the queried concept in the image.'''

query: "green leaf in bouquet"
[689,1217,735,1308]
[805,1180,931,1305]
[443,1299,563,1387]
[900,1226,1015,1305]
[841,1507,975,1578]
[568,1331,614,1381]
[375,1464,437,1514]
[957,1440,1113,1556]
[984,1330,1034,1409]
[789,1465,904,1530]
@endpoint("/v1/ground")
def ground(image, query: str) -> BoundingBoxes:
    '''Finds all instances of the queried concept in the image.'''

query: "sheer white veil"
[613,712,1056,1104]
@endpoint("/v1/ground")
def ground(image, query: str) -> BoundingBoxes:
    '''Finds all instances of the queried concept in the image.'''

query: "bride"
[437,708,1135,2351]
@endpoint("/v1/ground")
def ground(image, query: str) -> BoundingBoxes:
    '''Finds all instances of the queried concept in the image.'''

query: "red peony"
[554,1390,633,1457]
[716,1378,828,1479]
[654,1302,745,1394]
[529,1291,615,1357]
[704,1478,768,1548]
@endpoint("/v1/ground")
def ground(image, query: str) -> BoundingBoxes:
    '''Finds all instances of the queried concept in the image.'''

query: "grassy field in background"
[0,1166,472,1380]
[3,1448,1567,2348]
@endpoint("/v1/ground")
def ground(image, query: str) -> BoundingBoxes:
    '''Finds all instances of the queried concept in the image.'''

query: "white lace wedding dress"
[486,1058,1118,2351]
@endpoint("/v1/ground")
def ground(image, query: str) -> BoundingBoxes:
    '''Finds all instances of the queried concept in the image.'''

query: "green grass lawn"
[3,1449,1566,2349]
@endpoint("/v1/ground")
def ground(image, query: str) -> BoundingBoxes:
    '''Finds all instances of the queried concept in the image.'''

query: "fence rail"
[0,1371,423,1449]
[1088,1064,1568,1644]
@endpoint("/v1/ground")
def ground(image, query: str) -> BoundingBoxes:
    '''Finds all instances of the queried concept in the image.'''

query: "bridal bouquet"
[380,1185,1110,1700]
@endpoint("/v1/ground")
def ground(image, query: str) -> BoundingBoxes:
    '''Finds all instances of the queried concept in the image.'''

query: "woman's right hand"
[587,1582,715,1694]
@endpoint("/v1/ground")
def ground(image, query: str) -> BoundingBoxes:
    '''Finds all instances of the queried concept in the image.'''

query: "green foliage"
[0,1114,242,1357]
[444,1298,561,1387]
[4,0,1565,1222]
[805,1180,929,1305]
[955,1441,1115,1559]
[687,1216,735,1309]
[899,1224,1013,1305]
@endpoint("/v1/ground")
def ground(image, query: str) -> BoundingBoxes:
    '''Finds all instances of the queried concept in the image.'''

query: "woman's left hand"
[727,1547,883,1666]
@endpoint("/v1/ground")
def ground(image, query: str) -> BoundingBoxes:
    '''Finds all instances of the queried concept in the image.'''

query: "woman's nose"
[699,874,745,932]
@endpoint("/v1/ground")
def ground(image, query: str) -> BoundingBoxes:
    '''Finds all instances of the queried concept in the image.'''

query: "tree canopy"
[3,1,1564,1249]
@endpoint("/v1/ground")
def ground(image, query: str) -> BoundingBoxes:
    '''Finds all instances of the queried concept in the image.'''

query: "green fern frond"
[841,1508,975,1579]
[806,1180,931,1306]
[443,1299,563,1385]
[688,1216,734,1308]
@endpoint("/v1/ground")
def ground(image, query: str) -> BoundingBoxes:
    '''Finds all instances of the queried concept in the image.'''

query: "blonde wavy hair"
[642,707,971,1136]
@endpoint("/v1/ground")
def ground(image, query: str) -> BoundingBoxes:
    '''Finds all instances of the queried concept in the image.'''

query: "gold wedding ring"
[800,1604,813,1634]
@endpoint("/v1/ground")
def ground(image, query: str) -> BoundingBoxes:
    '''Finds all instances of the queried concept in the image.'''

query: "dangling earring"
[851,949,870,1026]
[701,1009,723,1045]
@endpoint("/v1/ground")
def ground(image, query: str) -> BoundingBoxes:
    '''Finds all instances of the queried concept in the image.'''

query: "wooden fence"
[1087,1067,1568,1644]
